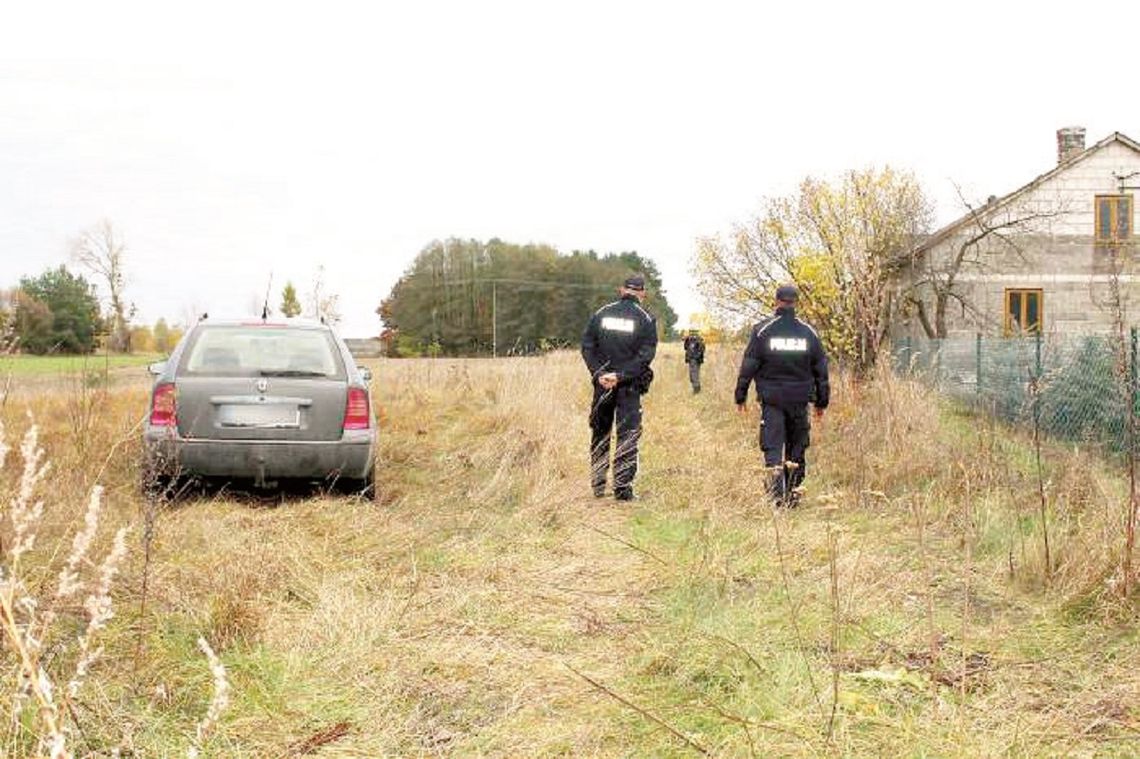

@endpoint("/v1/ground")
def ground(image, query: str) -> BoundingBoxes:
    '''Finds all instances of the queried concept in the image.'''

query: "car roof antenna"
[261,271,274,321]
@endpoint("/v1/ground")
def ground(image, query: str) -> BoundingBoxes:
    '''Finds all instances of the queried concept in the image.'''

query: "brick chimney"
[1057,126,1086,164]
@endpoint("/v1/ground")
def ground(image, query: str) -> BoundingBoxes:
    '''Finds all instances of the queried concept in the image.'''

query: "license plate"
[218,403,300,428]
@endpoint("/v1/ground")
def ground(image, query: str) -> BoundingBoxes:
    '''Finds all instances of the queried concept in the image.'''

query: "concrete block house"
[897,128,1140,340]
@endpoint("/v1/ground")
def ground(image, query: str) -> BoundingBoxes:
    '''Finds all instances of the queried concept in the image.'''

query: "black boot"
[785,462,804,507]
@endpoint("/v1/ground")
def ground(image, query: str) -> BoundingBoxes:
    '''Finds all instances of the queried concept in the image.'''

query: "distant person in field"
[734,284,830,507]
[682,330,706,393]
[581,274,658,501]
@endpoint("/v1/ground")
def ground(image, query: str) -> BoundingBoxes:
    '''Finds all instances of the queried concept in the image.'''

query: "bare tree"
[72,220,132,352]
[307,265,342,326]
[902,188,1070,339]
[319,292,342,326]
[0,288,16,353]
[179,302,206,332]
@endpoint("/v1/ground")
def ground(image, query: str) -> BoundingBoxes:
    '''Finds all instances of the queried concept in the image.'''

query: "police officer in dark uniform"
[581,275,658,501]
[734,284,829,506]
[683,330,706,393]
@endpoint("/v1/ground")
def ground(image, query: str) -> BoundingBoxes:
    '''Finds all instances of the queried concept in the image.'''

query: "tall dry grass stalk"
[1103,248,1138,597]
[955,461,974,740]
[824,516,841,744]
[1027,368,1052,581]
[187,636,230,759]
[768,502,826,722]
[0,416,129,758]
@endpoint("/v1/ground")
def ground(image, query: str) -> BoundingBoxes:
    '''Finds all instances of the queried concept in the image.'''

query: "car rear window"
[179,326,345,378]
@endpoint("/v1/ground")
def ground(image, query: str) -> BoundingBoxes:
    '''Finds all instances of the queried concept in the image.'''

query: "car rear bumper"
[143,427,376,482]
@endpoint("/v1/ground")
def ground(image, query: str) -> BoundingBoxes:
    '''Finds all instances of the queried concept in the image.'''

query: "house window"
[1095,194,1133,245]
[1004,289,1043,335]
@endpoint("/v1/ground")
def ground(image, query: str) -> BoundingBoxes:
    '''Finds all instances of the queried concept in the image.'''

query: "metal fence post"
[1033,330,1043,428]
[935,338,942,384]
[1132,327,1138,419]
[976,332,983,399]
[1035,330,1043,379]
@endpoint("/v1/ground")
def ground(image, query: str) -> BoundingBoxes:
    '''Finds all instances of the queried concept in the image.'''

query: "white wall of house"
[899,136,1140,339]
[1042,141,1140,235]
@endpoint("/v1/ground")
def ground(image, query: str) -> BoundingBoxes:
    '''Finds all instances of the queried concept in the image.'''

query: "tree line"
[378,239,679,357]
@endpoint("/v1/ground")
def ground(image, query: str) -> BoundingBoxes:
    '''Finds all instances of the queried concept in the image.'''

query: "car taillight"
[150,382,177,427]
[344,387,370,430]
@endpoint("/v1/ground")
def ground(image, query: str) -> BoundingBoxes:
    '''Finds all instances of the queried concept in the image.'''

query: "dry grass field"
[2,344,1140,757]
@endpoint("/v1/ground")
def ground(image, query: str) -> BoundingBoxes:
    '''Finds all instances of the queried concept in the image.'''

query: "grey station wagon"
[143,319,377,495]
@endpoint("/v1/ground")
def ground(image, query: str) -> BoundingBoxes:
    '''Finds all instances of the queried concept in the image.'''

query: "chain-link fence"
[893,331,1140,454]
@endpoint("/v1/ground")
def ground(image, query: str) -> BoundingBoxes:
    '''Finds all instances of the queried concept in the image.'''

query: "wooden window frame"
[1004,288,1044,336]
[1095,194,1134,245]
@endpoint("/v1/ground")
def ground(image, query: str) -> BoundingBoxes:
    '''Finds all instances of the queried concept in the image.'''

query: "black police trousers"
[590,385,643,494]
[686,360,701,393]
[760,403,811,500]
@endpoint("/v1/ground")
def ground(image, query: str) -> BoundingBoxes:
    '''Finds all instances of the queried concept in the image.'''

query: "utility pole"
[492,281,498,359]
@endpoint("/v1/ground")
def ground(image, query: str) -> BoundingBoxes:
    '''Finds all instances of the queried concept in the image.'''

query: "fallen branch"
[769,507,826,718]
[565,664,708,755]
[701,699,812,745]
[280,721,353,757]
[586,524,669,566]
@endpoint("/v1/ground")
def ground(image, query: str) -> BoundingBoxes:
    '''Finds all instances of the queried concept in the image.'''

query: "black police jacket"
[734,307,830,408]
[581,295,658,389]
[683,336,705,364]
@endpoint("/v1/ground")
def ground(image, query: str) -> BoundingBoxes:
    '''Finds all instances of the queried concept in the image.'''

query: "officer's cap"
[623,275,646,292]
[775,283,799,303]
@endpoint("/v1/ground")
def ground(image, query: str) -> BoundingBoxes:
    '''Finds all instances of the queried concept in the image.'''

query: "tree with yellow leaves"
[692,167,932,367]
[686,311,727,343]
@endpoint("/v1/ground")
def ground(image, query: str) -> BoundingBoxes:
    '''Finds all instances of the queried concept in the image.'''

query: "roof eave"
[912,131,1140,257]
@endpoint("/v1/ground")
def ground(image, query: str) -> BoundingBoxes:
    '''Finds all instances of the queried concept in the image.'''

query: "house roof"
[915,131,1140,254]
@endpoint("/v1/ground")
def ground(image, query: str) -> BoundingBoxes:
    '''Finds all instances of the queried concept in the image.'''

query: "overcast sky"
[1,1,1136,336]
